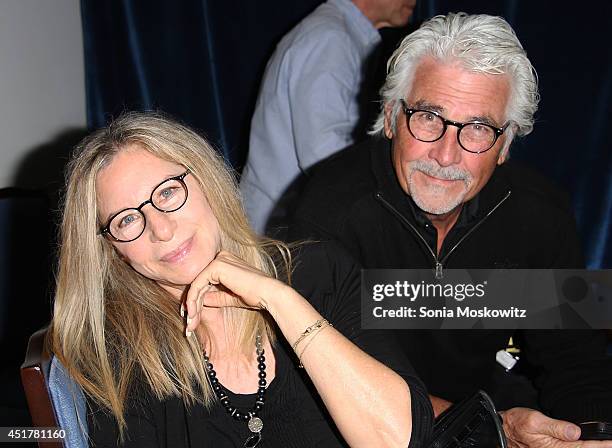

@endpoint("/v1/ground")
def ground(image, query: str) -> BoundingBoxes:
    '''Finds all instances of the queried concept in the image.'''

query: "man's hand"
[501,407,612,447]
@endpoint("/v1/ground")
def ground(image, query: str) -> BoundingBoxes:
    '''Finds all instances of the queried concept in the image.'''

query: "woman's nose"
[146,209,176,242]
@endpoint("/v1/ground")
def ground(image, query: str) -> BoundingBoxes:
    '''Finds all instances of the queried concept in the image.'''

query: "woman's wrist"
[260,282,303,317]
[262,284,324,348]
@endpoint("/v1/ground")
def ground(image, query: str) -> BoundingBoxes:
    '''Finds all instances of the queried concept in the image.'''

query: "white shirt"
[240,0,380,234]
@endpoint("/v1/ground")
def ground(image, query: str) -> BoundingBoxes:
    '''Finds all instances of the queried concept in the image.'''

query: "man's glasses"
[400,100,509,154]
[98,170,190,243]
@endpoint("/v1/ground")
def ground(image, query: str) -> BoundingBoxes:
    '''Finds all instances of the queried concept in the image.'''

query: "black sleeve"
[522,328,612,423]
[291,242,433,447]
[522,204,612,423]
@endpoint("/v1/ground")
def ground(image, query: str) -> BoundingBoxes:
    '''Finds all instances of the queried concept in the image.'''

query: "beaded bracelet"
[291,318,331,353]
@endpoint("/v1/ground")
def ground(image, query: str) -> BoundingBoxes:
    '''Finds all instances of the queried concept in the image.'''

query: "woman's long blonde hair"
[49,112,288,435]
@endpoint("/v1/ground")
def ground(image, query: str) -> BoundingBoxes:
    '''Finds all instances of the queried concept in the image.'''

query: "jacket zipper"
[374,191,512,279]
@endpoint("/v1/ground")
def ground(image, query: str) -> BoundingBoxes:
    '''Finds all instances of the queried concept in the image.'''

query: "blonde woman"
[50,112,432,447]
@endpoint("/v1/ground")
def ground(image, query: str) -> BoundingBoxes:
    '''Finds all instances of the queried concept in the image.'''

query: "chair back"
[21,328,88,448]
[20,328,61,448]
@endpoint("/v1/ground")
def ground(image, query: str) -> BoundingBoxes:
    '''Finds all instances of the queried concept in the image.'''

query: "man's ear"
[497,146,508,165]
[497,124,516,165]
[383,102,394,139]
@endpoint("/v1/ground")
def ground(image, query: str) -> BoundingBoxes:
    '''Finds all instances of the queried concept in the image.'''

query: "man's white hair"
[370,12,539,152]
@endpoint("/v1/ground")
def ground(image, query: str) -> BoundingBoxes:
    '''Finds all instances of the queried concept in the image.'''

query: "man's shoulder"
[491,160,583,267]
[301,138,379,204]
[313,137,377,178]
[291,138,382,234]
[500,160,574,217]
[290,240,361,294]
[279,3,354,53]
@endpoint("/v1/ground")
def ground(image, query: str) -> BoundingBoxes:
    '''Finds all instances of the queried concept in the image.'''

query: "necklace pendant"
[247,415,263,433]
[244,431,261,448]
[205,335,266,448]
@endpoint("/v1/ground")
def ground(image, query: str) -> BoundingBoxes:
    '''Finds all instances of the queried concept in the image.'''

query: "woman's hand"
[183,251,290,334]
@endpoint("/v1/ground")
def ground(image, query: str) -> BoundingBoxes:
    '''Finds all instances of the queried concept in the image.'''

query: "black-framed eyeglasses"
[98,170,190,243]
[400,100,509,154]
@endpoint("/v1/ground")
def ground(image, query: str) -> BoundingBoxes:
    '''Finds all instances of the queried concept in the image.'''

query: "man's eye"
[469,124,490,135]
[415,112,436,121]
[415,111,437,122]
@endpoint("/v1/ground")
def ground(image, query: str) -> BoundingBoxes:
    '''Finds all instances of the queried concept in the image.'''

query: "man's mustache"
[410,160,472,183]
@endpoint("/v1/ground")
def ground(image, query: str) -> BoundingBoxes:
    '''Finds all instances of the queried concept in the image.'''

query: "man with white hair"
[290,12,612,447]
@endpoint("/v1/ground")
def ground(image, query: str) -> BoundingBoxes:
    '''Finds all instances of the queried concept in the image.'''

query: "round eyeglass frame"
[400,100,510,154]
[98,169,190,243]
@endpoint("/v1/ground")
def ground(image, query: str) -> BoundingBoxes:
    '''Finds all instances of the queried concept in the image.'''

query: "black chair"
[429,390,508,448]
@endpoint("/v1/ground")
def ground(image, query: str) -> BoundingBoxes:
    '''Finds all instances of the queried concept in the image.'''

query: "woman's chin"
[154,281,185,299]
[157,268,202,293]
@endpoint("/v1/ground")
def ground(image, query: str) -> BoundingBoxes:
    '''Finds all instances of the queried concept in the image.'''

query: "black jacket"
[290,136,612,423]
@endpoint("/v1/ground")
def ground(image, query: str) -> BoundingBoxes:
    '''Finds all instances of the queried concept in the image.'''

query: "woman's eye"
[119,213,140,228]
[158,187,177,200]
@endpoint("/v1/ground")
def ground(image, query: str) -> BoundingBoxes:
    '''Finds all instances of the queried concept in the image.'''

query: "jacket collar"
[369,137,511,230]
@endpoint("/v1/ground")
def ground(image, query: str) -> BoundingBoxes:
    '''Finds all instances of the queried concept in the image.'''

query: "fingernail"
[565,426,580,439]
[187,316,192,326]
[180,304,185,317]
[185,328,192,338]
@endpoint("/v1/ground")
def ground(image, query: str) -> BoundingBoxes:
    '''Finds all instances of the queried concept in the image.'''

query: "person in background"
[240,0,416,234]
[289,12,612,448]
[49,112,432,447]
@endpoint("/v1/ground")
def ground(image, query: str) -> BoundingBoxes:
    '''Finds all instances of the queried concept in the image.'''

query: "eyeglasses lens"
[151,178,187,212]
[109,209,146,242]
[108,178,187,242]
[408,112,496,152]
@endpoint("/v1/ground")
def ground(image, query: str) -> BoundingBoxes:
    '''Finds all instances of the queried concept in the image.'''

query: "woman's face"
[96,145,221,298]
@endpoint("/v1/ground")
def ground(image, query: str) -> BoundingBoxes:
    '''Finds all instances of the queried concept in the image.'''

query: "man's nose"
[428,126,462,167]
[146,209,176,242]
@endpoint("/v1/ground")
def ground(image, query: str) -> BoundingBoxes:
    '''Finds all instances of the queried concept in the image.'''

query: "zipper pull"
[435,261,443,280]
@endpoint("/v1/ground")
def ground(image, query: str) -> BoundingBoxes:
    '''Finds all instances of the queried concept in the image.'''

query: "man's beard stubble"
[407,159,473,215]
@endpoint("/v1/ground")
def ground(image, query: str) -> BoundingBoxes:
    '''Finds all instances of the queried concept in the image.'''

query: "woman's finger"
[186,282,212,316]
[185,282,214,334]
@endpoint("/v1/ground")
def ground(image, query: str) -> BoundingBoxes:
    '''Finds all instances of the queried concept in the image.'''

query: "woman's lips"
[160,237,193,263]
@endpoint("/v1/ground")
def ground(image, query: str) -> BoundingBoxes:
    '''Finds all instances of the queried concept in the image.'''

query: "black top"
[88,243,433,447]
[289,136,612,423]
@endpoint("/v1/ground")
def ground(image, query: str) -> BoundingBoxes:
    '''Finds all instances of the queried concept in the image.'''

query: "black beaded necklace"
[203,334,267,448]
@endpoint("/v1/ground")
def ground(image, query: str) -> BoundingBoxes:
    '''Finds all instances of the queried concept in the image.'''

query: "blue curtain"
[81,0,321,168]
[81,0,612,268]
